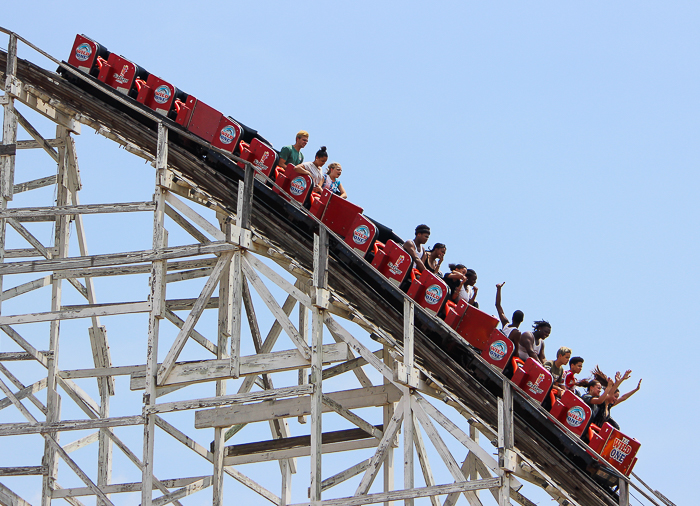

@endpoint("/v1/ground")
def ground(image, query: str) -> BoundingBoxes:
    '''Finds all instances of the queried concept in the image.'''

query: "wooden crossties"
[0,31,658,506]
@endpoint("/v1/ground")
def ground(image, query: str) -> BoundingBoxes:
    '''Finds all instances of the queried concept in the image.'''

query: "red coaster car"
[237,138,279,180]
[274,164,313,205]
[407,270,448,316]
[97,53,149,96]
[446,302,499,352]
[589,423,640,476]
[481,328,514,371]
[136,75,184,117]
[370,240,412,287]
[344,214,377,256]
[550,390,592,437]
[67,34,109,77]
[175,96,242,153]
[512,357,553,404]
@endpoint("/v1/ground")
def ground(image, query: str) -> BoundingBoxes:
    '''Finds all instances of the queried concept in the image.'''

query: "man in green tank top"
[279,130,308,168]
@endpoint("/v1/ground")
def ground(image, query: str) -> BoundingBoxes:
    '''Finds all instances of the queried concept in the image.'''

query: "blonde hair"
[296,130,309,140]
[326,162,341,174]
[557,346,572,357]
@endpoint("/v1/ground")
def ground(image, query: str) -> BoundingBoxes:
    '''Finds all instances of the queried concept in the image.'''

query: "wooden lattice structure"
[0,29,675,506]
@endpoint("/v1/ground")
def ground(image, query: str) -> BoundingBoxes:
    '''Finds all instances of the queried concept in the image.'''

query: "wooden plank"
[0,482,31,506]
[0,201,155,219]
[16,138,63,150]
[355,397,405,496]
[414,396,503,477]
[164,309,217,355]
[225,426,381,457]
[0,241,234,275]
[147,385,313,414]
[224,438,379,467]
[0,415,144,436]
[242,256,311,360]
[51,477,207,498]
[322,394,383,440]
[12,174,56,194]
[0,352,35,361]
[132,343,349,391]
[62,432,99,454]
[13,107,58,161]
[321,350,381,382]
[196,384,400,428]
[153,416,280,505]
[1,275,51,300]
[151,477,212,506]
[53,258,218,280]
[290,478,502,506]
[324,315,395,384]
[164,192,225,241]
[412,424,440,506]
[157,250,233,385]
[0,466,47,476]
[321,459,371,492]
[411,397,481,506]
[165,203,210,244]
[0,365,47,414]
[0,301,151,325]
[244,252,312,308]
[60,365,144,379]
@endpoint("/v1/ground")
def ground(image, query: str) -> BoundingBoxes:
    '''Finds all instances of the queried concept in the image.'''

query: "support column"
[498,381,514,506]
[0,32,18,317]
[213,217,235,506]
[618,478,629,506]
[41,124,72,505]
[142,124,168,506]
[310,227,328,505]
[383,344,395,506]
[402,299,415,506]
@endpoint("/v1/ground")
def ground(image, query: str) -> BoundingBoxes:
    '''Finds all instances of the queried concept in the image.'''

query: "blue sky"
[2,2,698,505]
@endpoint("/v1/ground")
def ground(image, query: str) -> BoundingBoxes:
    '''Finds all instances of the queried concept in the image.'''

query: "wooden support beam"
[355,397,405,496]
[164,203,210,244]
[0,201,156,219]
[7,76,81,133]
[154,416,281,505]
[0,301,151,325]
[0,363,47,414]
[53,258,217,280]
[16,138,63,150]
[252,478,502,506]
[321,394,384,440]
[13,107,58,161]
[0,482,31,506]
[147,385,313,414]
[51,477,209,498]
[164,308,218,356]
[411,397,482,506]
[241,255,311,360]
[0,241,235,275]
[132,343,349,391]
[224,438,379,467]
[1,275,51,301]
[156,250,233,385]
[0,415,144,436]
[196,384,400,429]
[224,426,382,458]
[151,477,212,506]
[321,459,371,492]
[12,174,56,194]
[164,192,225,241]
[0,466,47,476]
